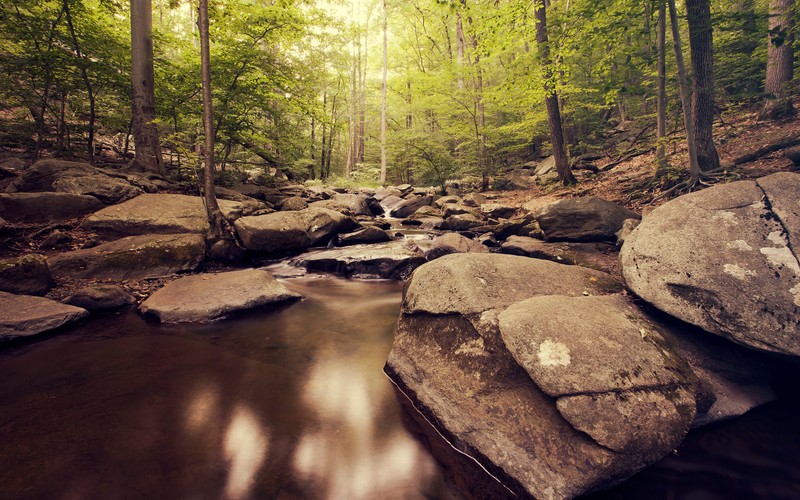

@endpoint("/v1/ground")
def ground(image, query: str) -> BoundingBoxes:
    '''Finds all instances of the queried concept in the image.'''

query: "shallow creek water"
[0,272,798,499]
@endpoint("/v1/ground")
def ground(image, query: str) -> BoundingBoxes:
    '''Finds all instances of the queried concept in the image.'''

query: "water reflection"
[0,275,458,499]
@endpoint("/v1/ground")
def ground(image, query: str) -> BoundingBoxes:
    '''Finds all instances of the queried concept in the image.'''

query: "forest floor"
[492,108,800,213]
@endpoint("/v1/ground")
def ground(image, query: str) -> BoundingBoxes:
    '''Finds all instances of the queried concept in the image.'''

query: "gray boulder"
[425,233,488,260]
[309,193,375,216]
[290,240,426,279]
[83,193,260,235]
[0,192,103,223]
[277,196,309,211]
[0,291,88,340]
[441,213,484,231]
[0,254,52,295]
[50,233,205,280]
[0,158,26,178]
[621,173,800,358]
[535,196,640,242]
[139,269,301,323]
[234,207,358,253]
[336,226,392,246]
[390,195,434,218]
[63,285,136,311]
[480,203,518,219]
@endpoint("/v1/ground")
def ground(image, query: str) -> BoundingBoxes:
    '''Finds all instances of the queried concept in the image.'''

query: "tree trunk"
[686,0,720,172]
[669,0,701,183]
[63,0,95,165]
[534,1,576,186]
[380,0,388,185]
[655,0,668,176]
[130,0,165,174]
[198,0,235,259]
[762,0,795,119]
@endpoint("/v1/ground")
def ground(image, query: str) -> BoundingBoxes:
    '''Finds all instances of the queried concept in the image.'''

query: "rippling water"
[0,274,798,499]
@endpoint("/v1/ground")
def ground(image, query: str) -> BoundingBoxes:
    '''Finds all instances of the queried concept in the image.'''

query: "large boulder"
[139,269,301,323]
[290,241,426,279]
[390,195,434,218]
[0,254,52,295]
[83,193,262,235]
[0,192,103,223]
[336,226,392,246]
[535,196,640,242]
[500,235,620,275]
[49,233,205,280]
[6,159,146,204]
[0,291,88,340]
[621,173,800,359]
[234,207,358,253]
[425,233,488,260]
[309,193,380,216]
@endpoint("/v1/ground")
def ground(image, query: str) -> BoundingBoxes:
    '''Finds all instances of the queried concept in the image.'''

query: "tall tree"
[686,0,720,172]
[762,0,795,119]
[669,0,701,183]
[534,0,576,186]
[63,0,96,165]
[380,0,388,184]
[655,0,668,177]
[130,0,164,174]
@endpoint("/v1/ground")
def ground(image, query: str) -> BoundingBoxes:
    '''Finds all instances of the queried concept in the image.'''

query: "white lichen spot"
[760,246,800,275]
[723,263,757,280]
[477,277,487,285]
[537,339,571,367]
[455,337,488,357]
[726,240,753,252]
[767,231,788,246]
[713,211,738,224]
[791,283,800,307]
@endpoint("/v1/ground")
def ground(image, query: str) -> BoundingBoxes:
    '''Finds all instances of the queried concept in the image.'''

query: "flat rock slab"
[0,192,103,223]
[83,193,259,235]
[63,285,136,311]
[139,269,301,323]
[234,207,357,253]
[290,241,426,279]
[0,291,88,340]
[403,253,623,315]
[50,233,205,280]
[621,172,800,358]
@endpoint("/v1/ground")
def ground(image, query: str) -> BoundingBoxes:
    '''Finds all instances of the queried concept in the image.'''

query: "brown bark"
[534,1,576,186]
[130,0,164,174]
[669,0,701,183]
[656,0,668,176]
[762,0,795,119]
[380,0,388,184]
[63,0,95,165]
[686,0,720,172]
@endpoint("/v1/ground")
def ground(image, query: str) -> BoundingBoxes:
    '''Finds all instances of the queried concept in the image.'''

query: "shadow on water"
[0,276,460,500]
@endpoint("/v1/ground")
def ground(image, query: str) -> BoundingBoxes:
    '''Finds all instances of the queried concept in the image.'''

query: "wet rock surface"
[290,241,426,279]
[0,291,88,340]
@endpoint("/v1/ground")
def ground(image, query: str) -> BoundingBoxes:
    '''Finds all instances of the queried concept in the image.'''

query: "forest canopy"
[0,0,793,188]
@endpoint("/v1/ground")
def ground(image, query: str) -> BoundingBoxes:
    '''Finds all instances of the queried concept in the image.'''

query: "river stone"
[535,196,640,242]
[425,233,488,260]
[49,233,205,280]
[480,203,517,219]
[276,196,309,211]
[386,256,664,498]
[0,192,103,223]
[621,173,800,358]
[0,253,52,295]
[139,269,300,323]
[290,241,426,279]
[433,195,461,208]
[336,226,392,246]
[403,253,623,315]
[83,193,259,235]
[63,285,136,311]
[390,195,434,218]
[234,207,358,253]
[441,213,484,231]
[0,291,88,340]
[309,193,376,216]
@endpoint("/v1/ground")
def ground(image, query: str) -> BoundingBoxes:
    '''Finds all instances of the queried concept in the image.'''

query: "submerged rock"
[0,291,88,340]
[290,241,426,280]
[50,233,205,280]
[139,269,301,323]
[621,172,800,359]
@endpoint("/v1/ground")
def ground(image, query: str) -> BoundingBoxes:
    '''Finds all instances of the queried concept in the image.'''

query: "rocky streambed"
[1,159,799,498]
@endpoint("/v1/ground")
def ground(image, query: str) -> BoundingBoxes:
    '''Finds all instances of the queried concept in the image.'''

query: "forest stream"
[0,270,799,499]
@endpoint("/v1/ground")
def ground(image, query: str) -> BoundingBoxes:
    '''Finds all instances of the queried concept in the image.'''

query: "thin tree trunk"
[686,0,720,171]
[130,0,165,174]
[762,0,795,119]
[669,0,701,183]
[656,0,668,176]
[534,1,576,186]
[380,0,388,184]
[57,90,68,154]
[63,0,95,165]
